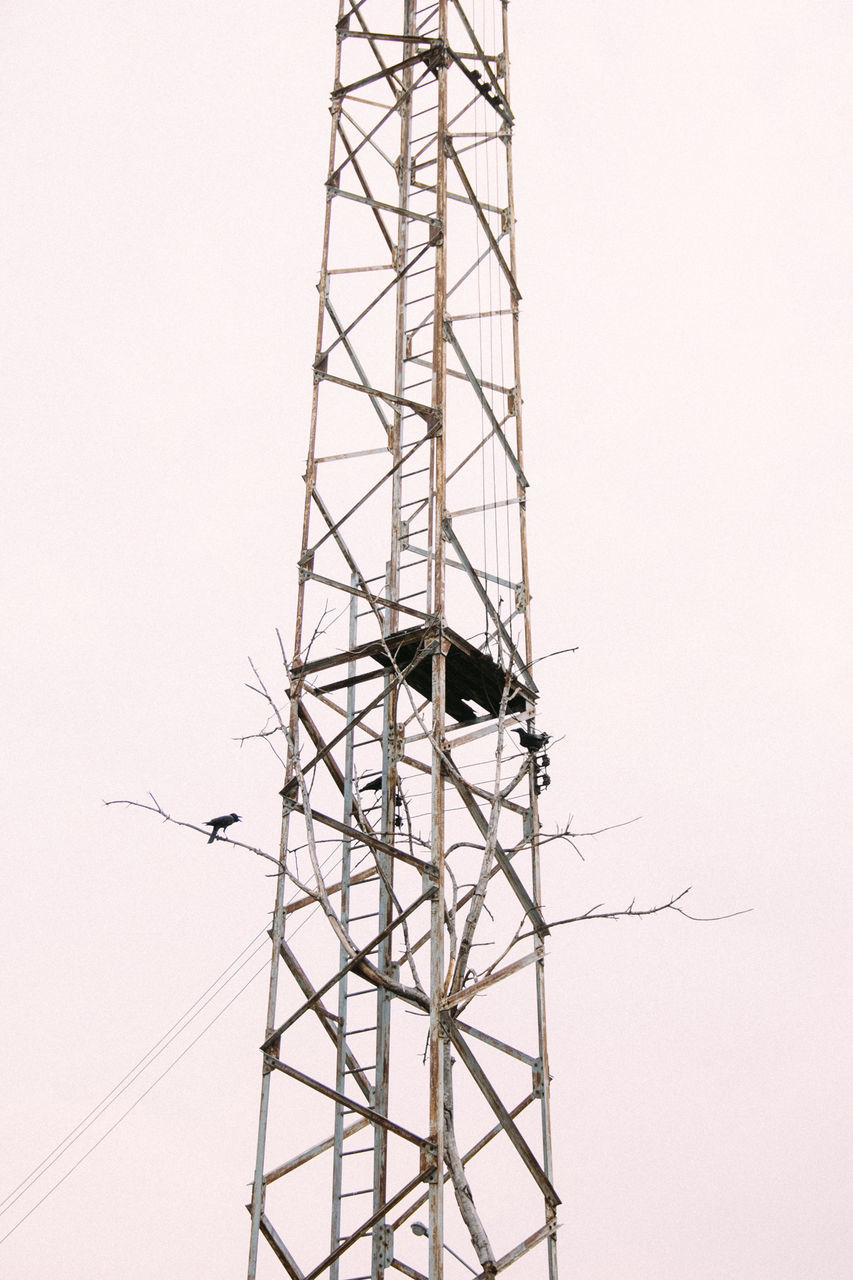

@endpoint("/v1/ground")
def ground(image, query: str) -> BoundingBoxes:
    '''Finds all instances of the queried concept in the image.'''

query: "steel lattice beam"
[248,4,559,1278]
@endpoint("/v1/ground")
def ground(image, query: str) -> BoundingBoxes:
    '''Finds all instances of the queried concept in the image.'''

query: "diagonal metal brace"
[445,1018,561,1208]
[442,518,536,694]
[441,752,548,936]
[445,138,520,301]
[443,319,528,490]
[265,1057,425,1148]
[262,889,432,1049]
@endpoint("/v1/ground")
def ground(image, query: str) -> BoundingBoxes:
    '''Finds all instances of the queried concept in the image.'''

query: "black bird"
[205,813,241,843]
[359,776,384,793]
[513,726,550,752]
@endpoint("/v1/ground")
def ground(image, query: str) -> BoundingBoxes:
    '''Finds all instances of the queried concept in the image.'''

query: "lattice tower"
[248,4,559,1277]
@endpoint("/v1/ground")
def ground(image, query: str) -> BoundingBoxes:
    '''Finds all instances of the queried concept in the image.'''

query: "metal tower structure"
[248,3,559,1277]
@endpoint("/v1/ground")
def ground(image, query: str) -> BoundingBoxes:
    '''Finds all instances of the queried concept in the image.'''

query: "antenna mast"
[248,4,559,1276]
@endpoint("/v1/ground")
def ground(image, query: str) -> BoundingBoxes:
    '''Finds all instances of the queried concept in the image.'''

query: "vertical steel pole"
[502,4,559,1276]
[429,5,449,1279]
[247,812,291,1279]
[330,582,360,1278]
[248,9,346,1277]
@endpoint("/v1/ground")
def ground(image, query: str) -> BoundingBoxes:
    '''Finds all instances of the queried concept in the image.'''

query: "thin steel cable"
[473,2,489,646]
[483,7,502,646]
[0,860,340,1250]
[0,953,271,1249]
[0,826,345,1235]
[496,0,513,603]
[0,924,270,1221]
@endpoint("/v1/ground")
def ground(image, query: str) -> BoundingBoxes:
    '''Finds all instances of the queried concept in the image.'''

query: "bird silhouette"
[205,813,241,843]
[513,726,550,752]
[359,776,384,793]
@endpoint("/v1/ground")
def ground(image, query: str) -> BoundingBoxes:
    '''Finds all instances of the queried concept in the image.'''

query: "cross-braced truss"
[248,4,559,1278]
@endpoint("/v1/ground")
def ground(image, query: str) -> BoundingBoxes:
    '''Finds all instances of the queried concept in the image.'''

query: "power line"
[0,950,271,1248]
[0,926,270,1226]
[0,850,340,1248]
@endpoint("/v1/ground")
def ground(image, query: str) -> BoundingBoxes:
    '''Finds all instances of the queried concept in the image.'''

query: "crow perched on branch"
[205,813,241,843]
[513,726,550,752]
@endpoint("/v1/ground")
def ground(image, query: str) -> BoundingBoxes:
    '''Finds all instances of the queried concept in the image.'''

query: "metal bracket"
[375,1223,394,1267]
[420,1139,438,1181]
[421,863,439,898]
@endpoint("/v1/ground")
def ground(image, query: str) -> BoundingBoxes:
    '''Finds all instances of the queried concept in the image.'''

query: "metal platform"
[292,623,536,725]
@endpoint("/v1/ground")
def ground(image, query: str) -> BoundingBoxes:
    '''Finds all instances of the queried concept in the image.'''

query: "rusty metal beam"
[278,940,373,1101]
[296,570,434,625]
[281,634,429,796]
[315,370,436,423]
[443,319,528,488]
[445,1019,560,1208]
[492,1221,559,1274]
[441,754,547,935]
[389,1093,537,1230]
[324,295,392,430]
[264,1117,369,1185]
[441,519,532,689]
[262,887,432,1049]
[334,49,434,102]
[389,1259,429,1280]
[448,0,512,121]
[306,427,434,560]
[445,138,520,300]
[284,868,378,915]
[336,119,397,253]
[451,1018,539,1067]
[265,1056,426,1148]
[291,804,431,874]
[303,1163,438,1280]
[318,239,437,365]
[256,1213,304,1280]
[440,950,538,1009]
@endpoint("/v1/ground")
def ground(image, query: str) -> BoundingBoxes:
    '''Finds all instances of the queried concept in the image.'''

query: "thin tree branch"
[103,797,281,868]
[515,888,752,940]
[511,815,644,862]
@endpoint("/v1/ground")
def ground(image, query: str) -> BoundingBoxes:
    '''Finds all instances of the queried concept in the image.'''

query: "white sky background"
[2,2,851,1276]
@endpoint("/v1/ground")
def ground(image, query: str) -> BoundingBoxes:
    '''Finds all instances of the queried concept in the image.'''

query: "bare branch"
[514,888,752,940]
[515,645,578,678]
[103,798,281,868]
[442,1039,497,1275]
[512,814,644,862]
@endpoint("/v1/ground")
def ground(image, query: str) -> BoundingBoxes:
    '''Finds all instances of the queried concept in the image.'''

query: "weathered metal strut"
[248,3,558,1278]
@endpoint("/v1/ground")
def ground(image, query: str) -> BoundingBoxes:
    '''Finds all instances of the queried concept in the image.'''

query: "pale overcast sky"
[2,3,851,1277]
